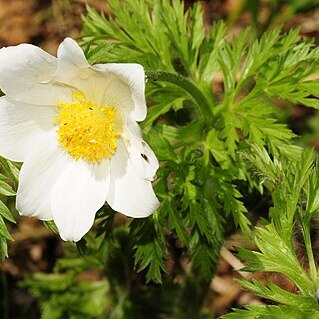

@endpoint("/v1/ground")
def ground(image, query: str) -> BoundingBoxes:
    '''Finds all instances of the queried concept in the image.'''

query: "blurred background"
[3,0,319,52]
[2,0,319,318]
[0,0,106,52]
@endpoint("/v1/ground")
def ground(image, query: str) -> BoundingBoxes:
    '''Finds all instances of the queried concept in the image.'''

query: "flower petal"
[94,63,146,121]
[0,43,70,105]
[54,66,135,116]
[0,97,57,162]
[54,39,143,118]
[54,38,92,94]
[57,37,90,69]
[54,55,136,116]
[107,140,160,218]
[124,121,159,181]
[51,159,110,242]
[16,132,62,221]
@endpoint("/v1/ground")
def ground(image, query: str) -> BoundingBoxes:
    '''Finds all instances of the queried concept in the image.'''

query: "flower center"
[55,93,120,163]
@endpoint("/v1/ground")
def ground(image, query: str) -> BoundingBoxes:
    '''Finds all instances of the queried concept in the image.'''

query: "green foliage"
[83,0,205,74]
[3,0,319,318]
[23,233,109,319]
[223,148,319,318]
[23,273,109,319]
[224,305,319,319]
[80,0,319,284]
[238,279,318,309]
[130,217,167,284]
[22,229,186,319]
[0,157,17,259]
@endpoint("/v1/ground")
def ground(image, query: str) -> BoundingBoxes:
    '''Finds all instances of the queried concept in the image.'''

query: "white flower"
[0,38,160,241]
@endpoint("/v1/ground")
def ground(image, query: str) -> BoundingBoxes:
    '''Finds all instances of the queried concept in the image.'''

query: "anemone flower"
[0,38,159,241]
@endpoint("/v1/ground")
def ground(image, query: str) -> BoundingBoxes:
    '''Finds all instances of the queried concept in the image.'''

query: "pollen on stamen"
[55,94,120,163]
[72,92,85,100]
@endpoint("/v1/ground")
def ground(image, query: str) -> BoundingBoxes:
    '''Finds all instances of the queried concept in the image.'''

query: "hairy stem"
[146,71,213,123]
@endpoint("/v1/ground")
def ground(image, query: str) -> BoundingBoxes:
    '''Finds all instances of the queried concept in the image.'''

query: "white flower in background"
[0,38,160,241]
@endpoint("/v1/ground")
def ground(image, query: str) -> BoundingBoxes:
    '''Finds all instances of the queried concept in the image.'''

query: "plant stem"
[146,71,213,124]
[301,218,318,285]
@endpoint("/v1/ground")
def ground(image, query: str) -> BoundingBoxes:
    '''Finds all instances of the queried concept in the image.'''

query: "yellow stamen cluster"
[55,93,120,163]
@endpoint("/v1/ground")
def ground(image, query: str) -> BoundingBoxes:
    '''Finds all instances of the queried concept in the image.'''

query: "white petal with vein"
[94,63,146,121]
[107,140,160,218]
[16,132,62,221]
[51,159,110,242]
[0,97,57,162]
[0,44,70,105]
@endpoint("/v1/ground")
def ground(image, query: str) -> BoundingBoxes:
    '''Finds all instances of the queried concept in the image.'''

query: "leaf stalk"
[146,71,213,123]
